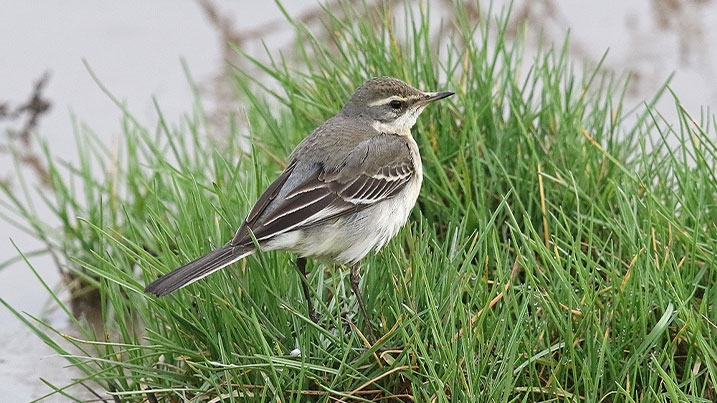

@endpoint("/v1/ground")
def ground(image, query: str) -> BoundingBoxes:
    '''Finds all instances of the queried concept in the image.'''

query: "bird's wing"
[231,134,415,247]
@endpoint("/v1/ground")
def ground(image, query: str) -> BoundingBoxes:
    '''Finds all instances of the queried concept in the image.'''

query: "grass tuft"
[1,1,715,401]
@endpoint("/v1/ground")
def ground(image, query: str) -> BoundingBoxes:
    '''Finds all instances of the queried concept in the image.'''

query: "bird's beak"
[419,91,455,105]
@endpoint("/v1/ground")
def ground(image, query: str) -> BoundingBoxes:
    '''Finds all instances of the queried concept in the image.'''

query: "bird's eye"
[389,100,403,109]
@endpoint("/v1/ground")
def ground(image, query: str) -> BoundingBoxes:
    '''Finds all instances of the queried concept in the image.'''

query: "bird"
[145,76,453,334]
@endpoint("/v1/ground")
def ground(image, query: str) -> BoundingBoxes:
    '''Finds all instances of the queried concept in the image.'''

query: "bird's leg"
[350,262,377,343]
[296,257,318,323]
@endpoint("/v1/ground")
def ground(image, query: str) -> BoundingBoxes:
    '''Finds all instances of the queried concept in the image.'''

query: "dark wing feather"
[336,160,413,204]
[231,135,416,247]
[230,160,297,246]
[256,184,343,240]
[244,160,297,224]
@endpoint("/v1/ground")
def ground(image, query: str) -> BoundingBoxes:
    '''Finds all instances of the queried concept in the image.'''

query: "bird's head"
[340,77,453,135]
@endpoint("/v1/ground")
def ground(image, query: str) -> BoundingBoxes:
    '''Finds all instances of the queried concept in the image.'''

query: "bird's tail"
[145,245,254,297]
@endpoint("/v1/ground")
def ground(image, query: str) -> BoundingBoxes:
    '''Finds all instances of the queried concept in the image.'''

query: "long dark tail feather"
[145,245,254,297]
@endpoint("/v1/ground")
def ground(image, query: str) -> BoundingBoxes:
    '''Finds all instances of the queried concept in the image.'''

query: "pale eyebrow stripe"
[368,95,407,107]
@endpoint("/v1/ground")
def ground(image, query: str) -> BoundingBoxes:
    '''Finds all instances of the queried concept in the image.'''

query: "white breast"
[266,135,423,265]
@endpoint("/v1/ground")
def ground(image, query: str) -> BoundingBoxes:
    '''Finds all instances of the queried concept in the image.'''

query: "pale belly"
[265,175,422,265]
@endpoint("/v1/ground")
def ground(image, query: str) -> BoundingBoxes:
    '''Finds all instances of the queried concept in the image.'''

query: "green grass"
[2,1,716,401]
